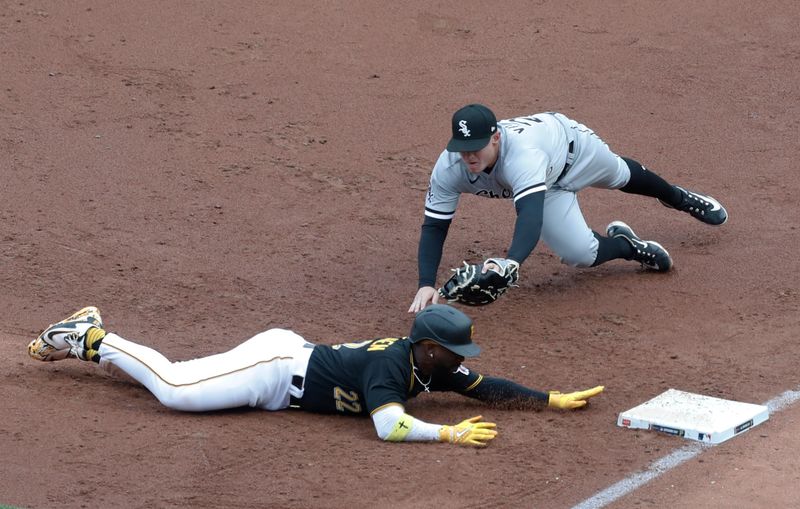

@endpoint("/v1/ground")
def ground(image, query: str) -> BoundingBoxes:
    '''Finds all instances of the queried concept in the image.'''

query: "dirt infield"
[2,1,799,508]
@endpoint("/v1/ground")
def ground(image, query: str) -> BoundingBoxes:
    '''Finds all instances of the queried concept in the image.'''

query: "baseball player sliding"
[409,104,728,312]
[28,305,603,447]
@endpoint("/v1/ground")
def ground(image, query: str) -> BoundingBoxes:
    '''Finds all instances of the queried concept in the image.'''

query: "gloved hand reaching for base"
[439,415,498,447]
[548,385,605,410]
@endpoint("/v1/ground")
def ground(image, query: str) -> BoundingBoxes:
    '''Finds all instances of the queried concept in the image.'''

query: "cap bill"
[446,136,491,153]
[443,341,481,357]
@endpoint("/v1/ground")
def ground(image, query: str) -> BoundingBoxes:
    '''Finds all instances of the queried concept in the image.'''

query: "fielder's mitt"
[438,258,520,306]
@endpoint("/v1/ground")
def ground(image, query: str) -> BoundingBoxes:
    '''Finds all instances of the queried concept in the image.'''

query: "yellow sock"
[84,327,107,363]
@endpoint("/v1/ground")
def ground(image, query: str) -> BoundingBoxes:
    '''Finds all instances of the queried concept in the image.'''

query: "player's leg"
[554,115,726,226]
[540,189,602,268]
[618,157,727,225]
[541,188,672,272]
[617,157,678,201]
[98,328,311,411]
[550,116,630,193]
[28,307,311,412]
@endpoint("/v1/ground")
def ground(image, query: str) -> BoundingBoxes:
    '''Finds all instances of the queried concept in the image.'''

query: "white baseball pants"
[97,328,313,412]
[541,114,633,267]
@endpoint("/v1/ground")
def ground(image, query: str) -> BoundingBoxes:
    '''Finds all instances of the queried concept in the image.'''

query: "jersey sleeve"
[362,350,412,415]
[503,146,550,203]
[424,151,462,221]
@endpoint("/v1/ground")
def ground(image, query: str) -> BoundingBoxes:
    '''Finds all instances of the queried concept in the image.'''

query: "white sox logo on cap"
[447,104,498,153]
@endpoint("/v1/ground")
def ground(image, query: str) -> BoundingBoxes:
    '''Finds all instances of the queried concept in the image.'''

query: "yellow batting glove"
[439,415,498,447]
[548,385,605,410]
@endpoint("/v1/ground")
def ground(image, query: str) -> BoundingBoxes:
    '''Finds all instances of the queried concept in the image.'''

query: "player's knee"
[621,157,643,173]
[560,251,596,268]
[154,391,191,411]
[557,239,598,268]
[154,386,209,412]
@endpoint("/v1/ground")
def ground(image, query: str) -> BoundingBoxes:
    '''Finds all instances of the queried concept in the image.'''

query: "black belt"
[289,374,304,409]
[556,140,575,183]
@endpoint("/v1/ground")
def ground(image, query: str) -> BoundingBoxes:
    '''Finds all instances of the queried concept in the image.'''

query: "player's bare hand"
[408,286,439,313]
[439,415,498,447]
[482,261,499,273]
[482,257,519,275]
[548,385,605,410]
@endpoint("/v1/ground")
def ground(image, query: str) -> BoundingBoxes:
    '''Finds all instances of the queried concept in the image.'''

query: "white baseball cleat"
[28,306,105,362]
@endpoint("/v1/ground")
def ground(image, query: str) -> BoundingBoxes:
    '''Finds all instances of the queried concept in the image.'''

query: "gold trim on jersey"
[407,350,419,393]
[370,401,404,416]
[464,374,484,392]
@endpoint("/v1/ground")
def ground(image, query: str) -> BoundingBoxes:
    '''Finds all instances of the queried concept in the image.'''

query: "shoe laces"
[684,191,711,210]
[62,330,88,358]
[633,244,659,264]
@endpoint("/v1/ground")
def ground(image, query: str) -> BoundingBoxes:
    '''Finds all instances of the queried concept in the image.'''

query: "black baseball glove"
[438,258,520,306]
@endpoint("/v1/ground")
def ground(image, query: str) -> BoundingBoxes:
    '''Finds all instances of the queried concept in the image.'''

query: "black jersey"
[297,336,482,415]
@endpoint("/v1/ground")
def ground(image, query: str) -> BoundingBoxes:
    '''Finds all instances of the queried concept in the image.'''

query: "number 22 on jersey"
[333,387,362,413]
[330,337,400,413]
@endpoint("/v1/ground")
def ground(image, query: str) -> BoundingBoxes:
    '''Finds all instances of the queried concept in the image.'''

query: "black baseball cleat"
[607,221,673,272]
[659,186,728,226]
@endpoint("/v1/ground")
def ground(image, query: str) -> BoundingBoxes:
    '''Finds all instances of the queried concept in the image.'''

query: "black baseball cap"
[408,304,481,357]
[446,103,498,153]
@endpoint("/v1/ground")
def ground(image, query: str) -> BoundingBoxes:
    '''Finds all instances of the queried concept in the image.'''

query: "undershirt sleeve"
[417,215,451,287]
[371,404,442,442]
[463,375,549,410]
[506,191,545,264]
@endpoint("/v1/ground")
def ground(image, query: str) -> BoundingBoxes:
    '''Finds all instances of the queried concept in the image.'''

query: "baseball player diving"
[27,305,604,447]
[409,104,728,312]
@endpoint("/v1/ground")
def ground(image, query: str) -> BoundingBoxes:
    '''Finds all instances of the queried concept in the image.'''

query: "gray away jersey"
[424,112,572,220]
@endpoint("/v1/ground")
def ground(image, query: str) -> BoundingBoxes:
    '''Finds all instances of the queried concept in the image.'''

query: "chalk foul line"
[572,386,800,509]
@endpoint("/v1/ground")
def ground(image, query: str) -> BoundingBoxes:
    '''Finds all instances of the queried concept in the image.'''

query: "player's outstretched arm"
[464,376,604,411]
[371,403,497,447]
[505,190,545,264]
[412,216,451,313]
